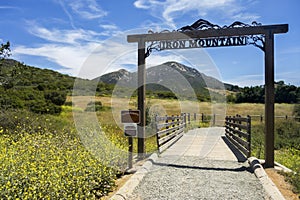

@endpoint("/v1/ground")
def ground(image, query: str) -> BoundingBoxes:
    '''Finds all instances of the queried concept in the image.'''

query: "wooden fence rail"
[225,114,251,158]
[190,113,225,126]
[155,112,297,154]
[155,113,186,153]
[191,113,299,125]
[250,114,300,122]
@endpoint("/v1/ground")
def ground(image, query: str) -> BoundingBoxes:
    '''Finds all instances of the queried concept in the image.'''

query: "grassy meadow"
[1,96,299,198]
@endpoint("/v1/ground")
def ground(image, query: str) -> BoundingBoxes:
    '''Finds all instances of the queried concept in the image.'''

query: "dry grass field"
[70,96,295,125]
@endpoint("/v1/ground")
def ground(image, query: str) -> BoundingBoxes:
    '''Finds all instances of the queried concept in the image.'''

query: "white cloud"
[225,74,264,86]
[276,71,300,86]
[13,22,116,77]
[0,6,19,9]
[68,0,107,19]
[14,43,98,76]
[133,0,260,25]
[134,0,162,9]
[100,24,118,30]
[14,21,223,82]
[231,12,260,22]
[225,71,300,87]
[27,21,101,44]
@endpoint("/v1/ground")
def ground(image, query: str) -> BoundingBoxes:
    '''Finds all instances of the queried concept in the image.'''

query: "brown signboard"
[121,110,140,123]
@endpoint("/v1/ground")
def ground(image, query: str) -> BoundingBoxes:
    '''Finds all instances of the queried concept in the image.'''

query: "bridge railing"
[225,114,251,157]
[250,114,300,122]
[155,114,186,153]
[189,113,225,126]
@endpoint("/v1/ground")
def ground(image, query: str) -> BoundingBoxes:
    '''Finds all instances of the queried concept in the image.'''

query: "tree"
[0,41,11,59]
[44,91,67,106]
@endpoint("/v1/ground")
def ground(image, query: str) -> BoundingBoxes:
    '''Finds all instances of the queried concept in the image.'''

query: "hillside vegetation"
[0,59,73,114]
[0,56,299,198]
[0,59,114,114]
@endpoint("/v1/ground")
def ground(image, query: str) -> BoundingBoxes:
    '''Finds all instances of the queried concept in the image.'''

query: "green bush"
[64,101,74,106]
[44,90,67,106]
[85,101,103,112]
[251,122,265,159]
[275,120,300,149]
[251,120,300,157]
[251,120,300,195]
[0,88,65,114]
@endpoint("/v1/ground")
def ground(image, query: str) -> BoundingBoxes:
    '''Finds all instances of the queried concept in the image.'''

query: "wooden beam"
[137,40,146,159]
[128,24,288,43]
[264,31,275,168]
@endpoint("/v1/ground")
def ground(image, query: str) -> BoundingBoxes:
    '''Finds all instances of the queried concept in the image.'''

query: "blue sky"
[0,0,299,86]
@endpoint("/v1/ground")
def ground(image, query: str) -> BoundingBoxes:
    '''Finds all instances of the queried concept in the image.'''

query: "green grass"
[251,119,300,195]
[1,97,299,198]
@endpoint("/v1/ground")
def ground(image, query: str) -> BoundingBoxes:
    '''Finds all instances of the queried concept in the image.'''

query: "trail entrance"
[127,19,288,167]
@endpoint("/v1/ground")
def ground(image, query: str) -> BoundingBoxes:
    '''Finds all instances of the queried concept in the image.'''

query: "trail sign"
[124,123,137,137]
[121,110,140,124]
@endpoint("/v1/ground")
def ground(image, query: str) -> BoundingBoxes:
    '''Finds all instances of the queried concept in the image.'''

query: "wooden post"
[155,115,160,152]
[128,137,133,169]
[170,115,175,133]
[183,113,187,128]
[213,114,216,126]
[247,115,252,157]
[264,31,275,168]
[137,40,146,159]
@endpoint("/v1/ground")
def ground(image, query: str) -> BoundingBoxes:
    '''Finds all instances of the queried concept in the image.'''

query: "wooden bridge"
[111,114,285,200]
[155,113,251,159]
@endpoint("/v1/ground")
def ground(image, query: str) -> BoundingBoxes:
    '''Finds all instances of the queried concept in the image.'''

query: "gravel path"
[121,128,267,199]
[133,156,266,199]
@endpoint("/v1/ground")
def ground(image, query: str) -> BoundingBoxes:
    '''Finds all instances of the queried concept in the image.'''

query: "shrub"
[64,101,74,106]
[85,101,103,112]
[251,120,300,195]
[44,90,67,106]
[275,120,300,149]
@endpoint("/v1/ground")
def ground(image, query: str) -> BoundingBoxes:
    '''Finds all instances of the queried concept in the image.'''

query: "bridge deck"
[162,127,246,162]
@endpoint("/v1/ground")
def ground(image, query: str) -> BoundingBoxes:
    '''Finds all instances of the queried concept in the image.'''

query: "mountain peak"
[95,68,129,84]
[160,61,200,78]
[163,61,189,72]
[117,69,128,74]
[95,61,230,92]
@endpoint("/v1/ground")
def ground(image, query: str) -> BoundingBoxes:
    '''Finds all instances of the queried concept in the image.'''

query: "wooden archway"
[127,19,288,167]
